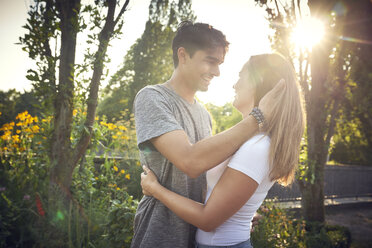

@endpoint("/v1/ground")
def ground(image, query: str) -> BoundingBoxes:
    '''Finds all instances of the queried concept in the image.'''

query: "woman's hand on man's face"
[141,165,160,196]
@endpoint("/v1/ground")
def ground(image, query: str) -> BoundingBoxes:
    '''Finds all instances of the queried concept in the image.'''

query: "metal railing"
[267,165,372,201]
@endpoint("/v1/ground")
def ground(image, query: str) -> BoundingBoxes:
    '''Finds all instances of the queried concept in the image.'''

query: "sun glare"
[291,17,325,49]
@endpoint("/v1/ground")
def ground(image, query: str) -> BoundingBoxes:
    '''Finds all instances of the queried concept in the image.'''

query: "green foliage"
[330,20,372,165]
[99,0,195,121]
[0,110,140,247]
[305,222,351,248]
[99,20,175,121]
[251,203,352,248]
[0,89,41,127]
[330,117,370,165]
[18,0,59,114]
[251,202,307,248]
[205,102,242,134]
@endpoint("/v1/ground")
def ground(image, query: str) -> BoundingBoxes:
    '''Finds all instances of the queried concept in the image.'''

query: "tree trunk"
[49,0,81,204]
[299,0,340,223]
[48,0,130,208]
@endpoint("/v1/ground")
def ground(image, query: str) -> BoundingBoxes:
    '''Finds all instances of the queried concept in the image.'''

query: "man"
[131,21,282,248]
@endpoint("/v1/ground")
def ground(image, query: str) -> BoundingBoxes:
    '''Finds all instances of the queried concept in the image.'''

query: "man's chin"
[198,83,210,92]
[198,86,209,92]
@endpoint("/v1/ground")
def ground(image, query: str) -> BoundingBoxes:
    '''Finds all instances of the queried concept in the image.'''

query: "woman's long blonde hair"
[244,53,305,186]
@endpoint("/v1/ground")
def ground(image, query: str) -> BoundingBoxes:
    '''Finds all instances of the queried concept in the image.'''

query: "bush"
[0,110,140,247]
[251,202,352,248]
[251,202,307,248]
[305,222,352,248]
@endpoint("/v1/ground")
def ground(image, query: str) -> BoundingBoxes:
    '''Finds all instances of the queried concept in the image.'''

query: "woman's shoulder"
[240,133,270,151]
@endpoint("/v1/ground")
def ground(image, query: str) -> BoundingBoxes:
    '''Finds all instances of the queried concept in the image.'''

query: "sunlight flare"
[291,17,325,49]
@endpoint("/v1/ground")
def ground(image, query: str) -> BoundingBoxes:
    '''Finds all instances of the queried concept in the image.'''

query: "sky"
[0,0,273,106]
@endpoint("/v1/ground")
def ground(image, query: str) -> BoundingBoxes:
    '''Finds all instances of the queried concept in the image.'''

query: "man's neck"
[167,73,196,104]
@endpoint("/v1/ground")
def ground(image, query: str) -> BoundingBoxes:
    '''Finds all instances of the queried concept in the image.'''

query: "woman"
[141,53,305,248]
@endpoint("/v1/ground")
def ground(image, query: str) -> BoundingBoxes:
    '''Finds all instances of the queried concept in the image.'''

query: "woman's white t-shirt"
[195,134,274,246]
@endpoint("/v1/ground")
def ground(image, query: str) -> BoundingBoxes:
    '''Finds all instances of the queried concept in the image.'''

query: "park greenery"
[0,0,371,247]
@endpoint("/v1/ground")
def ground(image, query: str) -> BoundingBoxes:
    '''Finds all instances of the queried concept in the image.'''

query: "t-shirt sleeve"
[134,87,183,146]
[227,135,270,184]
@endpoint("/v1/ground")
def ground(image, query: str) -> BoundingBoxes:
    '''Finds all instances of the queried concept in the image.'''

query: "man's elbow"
[182,158,202,178]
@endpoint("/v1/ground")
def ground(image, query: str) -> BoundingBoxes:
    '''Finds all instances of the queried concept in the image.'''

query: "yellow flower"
[136,161,141,166]
[112,135,118,139]
[16,111,27,121]
[1,131,11,141]
[125,174,131,180]
[118,126,127,131]
[116,187,120,191]
[32,125,40,133]
[120,169,125,174]
[12,135,20,143]
[107,123,116,130]
[73,109,78,116]
[3,146,7,151]
[95,177,98,180]
[16,130,21,134]
[113,166,118,172]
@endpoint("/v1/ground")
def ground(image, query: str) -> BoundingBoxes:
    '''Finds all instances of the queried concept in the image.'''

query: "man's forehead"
[204,47,226,63]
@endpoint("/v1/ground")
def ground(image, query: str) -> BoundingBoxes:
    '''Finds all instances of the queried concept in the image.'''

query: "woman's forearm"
[152,183,213,231]
[186,116,257,176]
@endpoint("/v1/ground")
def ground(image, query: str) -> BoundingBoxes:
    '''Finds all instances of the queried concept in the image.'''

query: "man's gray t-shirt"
[131,84,212,248]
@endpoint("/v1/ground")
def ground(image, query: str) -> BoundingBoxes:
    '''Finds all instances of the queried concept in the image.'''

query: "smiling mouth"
[203,77,213,83]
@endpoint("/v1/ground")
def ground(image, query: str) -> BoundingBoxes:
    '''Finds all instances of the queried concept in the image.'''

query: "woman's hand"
[258,79,286,121]
[141,165,160,196]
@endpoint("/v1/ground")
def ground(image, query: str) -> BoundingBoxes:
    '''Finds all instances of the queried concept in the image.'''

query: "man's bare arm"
[151,116,257,178]
[150,79,285,178]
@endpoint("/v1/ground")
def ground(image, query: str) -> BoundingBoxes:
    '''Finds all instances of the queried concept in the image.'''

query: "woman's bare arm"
[141,165,258,232]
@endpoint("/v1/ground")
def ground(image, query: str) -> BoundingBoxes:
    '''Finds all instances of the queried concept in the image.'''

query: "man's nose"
[212,65,220,77]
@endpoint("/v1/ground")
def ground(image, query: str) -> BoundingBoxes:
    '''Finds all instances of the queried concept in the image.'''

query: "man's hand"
[251,212,263,233]
[258,79,286,122]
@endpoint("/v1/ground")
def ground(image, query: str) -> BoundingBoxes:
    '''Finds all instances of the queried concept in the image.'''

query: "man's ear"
[177,47,188,65]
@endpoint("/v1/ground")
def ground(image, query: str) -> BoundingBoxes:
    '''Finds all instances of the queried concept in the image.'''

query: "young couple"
[131,21,304,248]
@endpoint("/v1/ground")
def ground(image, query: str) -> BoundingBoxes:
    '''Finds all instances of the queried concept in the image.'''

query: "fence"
[267,164,372,201]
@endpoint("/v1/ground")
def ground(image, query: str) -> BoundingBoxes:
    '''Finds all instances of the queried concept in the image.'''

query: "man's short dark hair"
[172,21,229,68]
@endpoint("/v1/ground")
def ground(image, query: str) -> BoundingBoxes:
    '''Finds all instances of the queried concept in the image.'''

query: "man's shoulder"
[137,84,166,97]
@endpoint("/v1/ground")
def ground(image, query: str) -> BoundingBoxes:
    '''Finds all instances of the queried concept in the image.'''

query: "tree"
[255,0,372,222]
[205,102,242,134]
[19,0,130,211]
[0,89,40,127]
[330,1,372,165]
[98,0,195,121]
